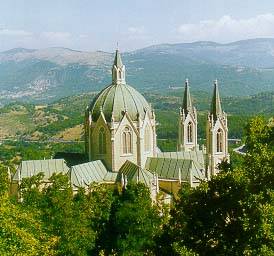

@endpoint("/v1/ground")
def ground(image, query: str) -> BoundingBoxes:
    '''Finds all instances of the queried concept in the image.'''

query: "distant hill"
[0,90,272,141]
[137,38,274,68]
[1,38,274,105]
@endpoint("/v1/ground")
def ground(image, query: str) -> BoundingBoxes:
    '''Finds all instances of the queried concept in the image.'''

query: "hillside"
[1,39,274,105]
[0,90,272,142]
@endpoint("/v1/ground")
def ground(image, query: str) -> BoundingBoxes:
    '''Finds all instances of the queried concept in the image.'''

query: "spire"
[182,78,193,114]
[210,79,223,121]
[113,49,123,68]
[112,49,126,84]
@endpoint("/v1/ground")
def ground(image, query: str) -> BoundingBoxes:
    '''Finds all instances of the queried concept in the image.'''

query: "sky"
[1,0,274,52]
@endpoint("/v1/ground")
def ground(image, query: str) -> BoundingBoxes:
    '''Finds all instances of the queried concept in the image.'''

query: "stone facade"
[85,50,157,172]
[206,80,229,176]
[178,79,198,151]
[85,51,230,179]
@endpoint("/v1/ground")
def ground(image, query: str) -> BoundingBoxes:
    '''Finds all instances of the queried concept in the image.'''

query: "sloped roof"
[145,156,206,182]
[70,160,118,187]
[156,150,205,170]
[118,160,154,186]
[13,159,69,181]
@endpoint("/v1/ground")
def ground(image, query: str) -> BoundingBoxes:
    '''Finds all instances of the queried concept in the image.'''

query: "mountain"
[137,38,274,68]
[1,38,274,105]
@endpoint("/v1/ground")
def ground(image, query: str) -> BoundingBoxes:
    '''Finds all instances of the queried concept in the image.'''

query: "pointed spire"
[112,48,126,84]
[113,49,123,68]
[210,79,223,121]
[182,78,193,114]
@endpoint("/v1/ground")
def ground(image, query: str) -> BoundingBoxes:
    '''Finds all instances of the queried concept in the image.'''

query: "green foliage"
[112,184,161,255]
[0,116,273,255]
[0,164,57,255]
[164,117,274,255]
[20,173,96,255]
[172,243,199,256]
[0,164,9,196]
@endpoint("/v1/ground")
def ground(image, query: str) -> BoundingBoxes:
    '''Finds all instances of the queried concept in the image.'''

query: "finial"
[185,78,189,86]
[116,42,119,50]
[214,79,218,85]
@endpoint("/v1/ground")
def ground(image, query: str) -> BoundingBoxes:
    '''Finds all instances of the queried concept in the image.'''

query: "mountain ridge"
[0,38,274,105]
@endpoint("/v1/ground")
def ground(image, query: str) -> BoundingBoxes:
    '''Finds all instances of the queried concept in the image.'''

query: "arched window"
[144,125,150,152]
[99,127,106,154]
[122,127,132,154]
[217,129,223,152]
[187,122,193,143]
[118,70,122,79]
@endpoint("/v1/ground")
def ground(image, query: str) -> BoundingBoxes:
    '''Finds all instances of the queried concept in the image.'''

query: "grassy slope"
[0,90,272,141]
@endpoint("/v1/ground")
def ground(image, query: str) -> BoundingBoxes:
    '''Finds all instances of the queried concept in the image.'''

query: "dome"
[89,83,152,122]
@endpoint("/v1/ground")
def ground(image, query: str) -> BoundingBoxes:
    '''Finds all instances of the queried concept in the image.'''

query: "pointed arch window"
[99,127,106,154]
[122,127,132,154]
[144,125,150,152]
[187,122,193,143]
[118,70,122,79]
[217,128,223,153]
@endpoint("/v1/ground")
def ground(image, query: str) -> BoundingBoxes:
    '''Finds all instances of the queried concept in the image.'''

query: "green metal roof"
[145,156,206,182]
[13,159,69,182]
[118,160,154,186]
[89,83,152,122]
[71,160,119,188]
[156,150,205,170]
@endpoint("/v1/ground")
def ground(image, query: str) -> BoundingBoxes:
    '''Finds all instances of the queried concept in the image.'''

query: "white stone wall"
[86,111,157,172]
[178,108,198,151]
[206,113,229,176]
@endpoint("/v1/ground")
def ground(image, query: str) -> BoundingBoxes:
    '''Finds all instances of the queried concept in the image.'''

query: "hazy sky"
[1,0,274,52]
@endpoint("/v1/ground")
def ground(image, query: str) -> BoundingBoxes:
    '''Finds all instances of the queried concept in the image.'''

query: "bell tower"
[206,80,229,177]
[178,79,198,151]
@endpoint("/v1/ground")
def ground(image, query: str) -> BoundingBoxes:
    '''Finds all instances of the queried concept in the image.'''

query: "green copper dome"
[89,50,152,122]
[90,83,152,122]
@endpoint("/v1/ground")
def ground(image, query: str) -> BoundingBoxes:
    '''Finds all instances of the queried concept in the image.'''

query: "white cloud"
[0,28,33,37]
[79,34,88,39]
[128,26,145,35]
[40,31,71,41]
[176,13,274,42]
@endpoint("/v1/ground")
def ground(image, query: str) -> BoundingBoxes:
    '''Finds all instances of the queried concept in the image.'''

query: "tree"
[0,164,57,255]
[164,117,274,255]
[41,173,96,256]
[20,173,96,255]
[98,183,162,255]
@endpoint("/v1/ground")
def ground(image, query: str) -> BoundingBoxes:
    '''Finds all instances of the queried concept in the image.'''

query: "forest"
[0,117,273,255]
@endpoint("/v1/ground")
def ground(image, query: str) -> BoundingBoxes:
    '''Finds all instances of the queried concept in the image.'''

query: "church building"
[12,49,229,200]
[81,49,229,196]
